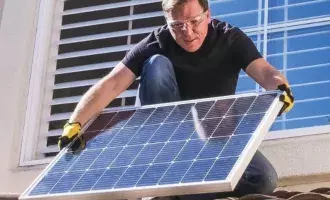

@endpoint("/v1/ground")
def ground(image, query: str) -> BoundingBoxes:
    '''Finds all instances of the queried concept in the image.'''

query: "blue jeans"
[135,55,278,199]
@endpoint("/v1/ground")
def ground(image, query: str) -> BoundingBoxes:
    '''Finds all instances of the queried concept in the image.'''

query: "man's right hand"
[58,122,86,151]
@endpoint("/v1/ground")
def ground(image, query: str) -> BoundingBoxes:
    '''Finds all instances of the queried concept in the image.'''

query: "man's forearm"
[69,75,118,126]
[263,67,289,90]
[68,63,136,127]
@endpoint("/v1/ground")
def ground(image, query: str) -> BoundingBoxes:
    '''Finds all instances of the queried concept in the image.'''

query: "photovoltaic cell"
[22,92,281,200]
[89,147,123,169]
[158,161,193,185]
[84,113,116,132]
[92,167,127,190]
[185,101,215,120]
[198,137,229,159]
[133,143,165,165]
[169,121,195,141]
[71,169,106,192]
[86,129,119,149]
[144,106,175,125]
[128,124,160,145]
[175,139,205,162]
[204,157,239,181]
[114,165,149,188]
[137,163,171,187]
[182,159,215,183]
[149,122,181,143]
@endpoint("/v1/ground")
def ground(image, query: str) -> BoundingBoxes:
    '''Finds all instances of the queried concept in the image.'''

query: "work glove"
[277,83,294,116]
[58,122,86,151]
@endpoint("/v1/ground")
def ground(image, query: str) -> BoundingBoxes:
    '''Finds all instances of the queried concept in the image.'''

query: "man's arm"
[69,62,136,126]
[245,57,294,116]
[245,57,288,90]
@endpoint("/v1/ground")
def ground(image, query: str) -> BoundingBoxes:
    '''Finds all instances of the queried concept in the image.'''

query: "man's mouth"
[183,38,197,43]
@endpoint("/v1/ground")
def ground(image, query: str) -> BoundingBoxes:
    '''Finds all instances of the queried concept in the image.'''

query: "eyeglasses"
[167,11,207,31]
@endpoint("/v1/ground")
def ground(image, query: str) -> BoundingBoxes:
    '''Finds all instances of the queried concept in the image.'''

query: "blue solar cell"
[69,149,102,171]
[198,117,223,137]
[169,121,195,141]
[84,113,116,132]
[92,167,127,190]
[205,99,235,118]
[185,101,215,120]
[111,145,144,167]
[198,137,229,159]
[104,110,135,129]
[125,108,155,127]
[133,143,165,165]
[137,163,170,187]
[153,141,185,163]
[164,103,194,123]
[89,147,123,169]
[144,106,175,125]
[70,169,106,192]
[48,152,79,174]
[148,122,180,143]
[29,173,63,195]
[212,116,243,137]
[114,165,149,188]
[159,161,193,185]
[204,157,238,181]
[175,139,205,162]
[248,93,277,114]
[220,134,252,157]
[226,96,256,116]
[128,124,160,145]
[234,113,264,135]
[49,171,84,194]
[87,129,119,149]
[108,127,138,147]
[182,159,215,183]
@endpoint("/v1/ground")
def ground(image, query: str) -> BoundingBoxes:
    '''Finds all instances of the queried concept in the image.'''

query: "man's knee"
[235,151,278,195]
[142,54,174,81]
[138,54,180,105]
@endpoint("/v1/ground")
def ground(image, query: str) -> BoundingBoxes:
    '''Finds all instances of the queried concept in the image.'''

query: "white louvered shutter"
[43,0,165,157]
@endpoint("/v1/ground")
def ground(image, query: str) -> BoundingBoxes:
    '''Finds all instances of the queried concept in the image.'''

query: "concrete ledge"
[260,132,330,188]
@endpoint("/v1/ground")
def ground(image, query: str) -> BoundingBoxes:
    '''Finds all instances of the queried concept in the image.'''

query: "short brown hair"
[162,0,209,14]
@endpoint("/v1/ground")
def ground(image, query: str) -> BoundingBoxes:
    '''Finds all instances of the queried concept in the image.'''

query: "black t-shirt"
[122,19,262,100]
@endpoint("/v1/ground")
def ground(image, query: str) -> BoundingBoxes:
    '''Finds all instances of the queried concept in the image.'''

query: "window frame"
[19,0,330,167]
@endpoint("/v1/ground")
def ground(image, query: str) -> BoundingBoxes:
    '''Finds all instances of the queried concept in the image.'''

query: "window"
[21,0,330,166]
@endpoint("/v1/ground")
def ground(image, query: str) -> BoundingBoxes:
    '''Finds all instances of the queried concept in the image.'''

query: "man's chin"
[181,43,200,52]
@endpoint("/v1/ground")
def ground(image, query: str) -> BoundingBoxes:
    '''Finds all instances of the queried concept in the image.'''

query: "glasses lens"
[168,11,206,30]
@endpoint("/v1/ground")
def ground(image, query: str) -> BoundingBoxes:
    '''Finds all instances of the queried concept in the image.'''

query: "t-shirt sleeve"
[230,28,263,71]
[121,32,158,77]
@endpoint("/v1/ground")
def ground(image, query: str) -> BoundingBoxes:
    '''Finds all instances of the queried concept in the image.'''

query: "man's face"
[166,0,210,52]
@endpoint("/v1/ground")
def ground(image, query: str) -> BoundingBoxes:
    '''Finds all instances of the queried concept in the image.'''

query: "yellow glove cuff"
[278,83,294,115]
[62,122,81,139]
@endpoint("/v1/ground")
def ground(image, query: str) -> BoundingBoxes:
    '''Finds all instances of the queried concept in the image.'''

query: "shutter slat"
[48,105,136,121]
[62,11,163,30]
[52,89,137,105]
[57,44,134,60]
[47,129,62,137]
[41,145,59,154]
[63,0,161,15]
[60,26,158,44]
[55,61,118,75]
[54,78,100,89]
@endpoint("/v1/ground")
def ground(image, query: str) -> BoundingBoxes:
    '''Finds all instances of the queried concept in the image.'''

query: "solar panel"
[20,91,283,200]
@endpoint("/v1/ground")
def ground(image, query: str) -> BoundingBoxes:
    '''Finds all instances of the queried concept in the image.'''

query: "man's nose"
[182,23,193,35]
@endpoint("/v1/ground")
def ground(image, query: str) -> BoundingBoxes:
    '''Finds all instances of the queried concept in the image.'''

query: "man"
[58,0,294,199]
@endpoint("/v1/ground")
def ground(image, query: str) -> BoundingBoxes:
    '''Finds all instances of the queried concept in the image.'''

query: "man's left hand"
[277,83,294,116]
